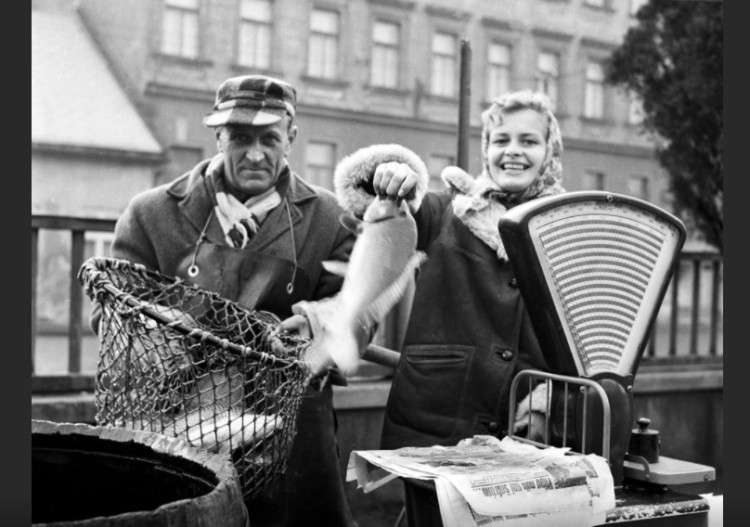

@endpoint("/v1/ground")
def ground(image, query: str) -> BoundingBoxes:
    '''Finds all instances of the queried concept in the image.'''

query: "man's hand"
[373,162,419,200]
[272,314,312,339]
[266,314,312,357]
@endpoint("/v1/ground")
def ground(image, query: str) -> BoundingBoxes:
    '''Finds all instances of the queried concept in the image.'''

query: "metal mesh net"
[78,257,312,502]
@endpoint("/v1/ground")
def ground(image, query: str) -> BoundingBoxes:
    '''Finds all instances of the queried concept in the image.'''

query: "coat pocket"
[388,345,473,440]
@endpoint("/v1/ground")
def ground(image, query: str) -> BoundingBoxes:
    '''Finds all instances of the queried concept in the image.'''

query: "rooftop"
[31,8,162,154]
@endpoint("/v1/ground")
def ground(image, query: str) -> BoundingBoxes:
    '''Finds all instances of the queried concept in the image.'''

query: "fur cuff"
[333,144,430,217]
[441,165,475,194]
[513,382,549,433]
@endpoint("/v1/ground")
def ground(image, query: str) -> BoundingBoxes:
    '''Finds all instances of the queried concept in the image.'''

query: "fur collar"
[442,166,511,260]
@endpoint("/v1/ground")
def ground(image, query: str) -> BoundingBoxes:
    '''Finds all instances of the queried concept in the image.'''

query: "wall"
[74,0,672,211]
[32,152,156,219]
[31,367,723,524]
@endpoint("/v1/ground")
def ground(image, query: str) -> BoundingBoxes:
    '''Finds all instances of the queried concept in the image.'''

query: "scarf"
[204,154,282,249]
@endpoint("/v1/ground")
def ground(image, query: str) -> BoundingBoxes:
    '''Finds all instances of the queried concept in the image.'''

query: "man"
[101,74,358,526]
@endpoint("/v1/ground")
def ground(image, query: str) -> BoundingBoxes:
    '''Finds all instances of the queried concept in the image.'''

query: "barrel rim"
[32,419,247,526]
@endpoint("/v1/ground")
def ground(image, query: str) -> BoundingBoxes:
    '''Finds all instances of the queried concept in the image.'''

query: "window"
[238,0,272,68]
[308,8,340,79]
[582,170,606,191]
[628,175,650,201]
[431,32,457,97]
[584,61,605,119]
[487,42,511,100]
[427,154,454,191]
[305,141,337,188]
[536,52,560,111]
[371,20,400,89]
[161,0,199,58]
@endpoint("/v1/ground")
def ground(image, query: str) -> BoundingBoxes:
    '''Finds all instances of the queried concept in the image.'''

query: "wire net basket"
[78,257,313,502]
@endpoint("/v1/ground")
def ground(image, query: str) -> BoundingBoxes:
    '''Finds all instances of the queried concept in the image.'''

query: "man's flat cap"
[203,75,297,128]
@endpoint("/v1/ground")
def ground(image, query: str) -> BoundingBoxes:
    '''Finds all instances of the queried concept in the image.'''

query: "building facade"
[74,0,664,204]
[33,0,669,348]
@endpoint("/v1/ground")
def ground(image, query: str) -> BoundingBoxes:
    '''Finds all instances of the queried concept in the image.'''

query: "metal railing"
[31,214,723,395]
[644,251,723,361]
[32,215,116,393]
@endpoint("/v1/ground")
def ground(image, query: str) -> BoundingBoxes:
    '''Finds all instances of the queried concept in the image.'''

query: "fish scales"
[312,196,427,376]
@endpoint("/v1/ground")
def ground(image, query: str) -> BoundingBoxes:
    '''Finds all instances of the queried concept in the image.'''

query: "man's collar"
[166,157,320,206]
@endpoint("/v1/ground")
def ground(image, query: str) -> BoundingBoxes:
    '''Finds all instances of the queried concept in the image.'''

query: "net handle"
[79,257,302,369]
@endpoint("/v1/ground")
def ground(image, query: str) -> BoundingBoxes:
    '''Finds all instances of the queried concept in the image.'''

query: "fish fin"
[322,260,349,277]
[358,251,428,329]
[339,213,363,235]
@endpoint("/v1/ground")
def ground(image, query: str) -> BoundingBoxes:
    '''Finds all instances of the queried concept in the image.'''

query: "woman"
[334,90,567,451]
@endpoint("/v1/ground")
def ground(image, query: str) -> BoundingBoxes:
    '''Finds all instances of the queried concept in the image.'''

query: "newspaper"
[347,435,615,527]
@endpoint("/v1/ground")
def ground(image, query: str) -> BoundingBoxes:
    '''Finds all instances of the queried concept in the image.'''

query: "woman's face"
[486,108,548,193]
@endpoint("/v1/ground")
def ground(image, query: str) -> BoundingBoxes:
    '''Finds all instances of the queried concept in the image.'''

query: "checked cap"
[203,75,297,128]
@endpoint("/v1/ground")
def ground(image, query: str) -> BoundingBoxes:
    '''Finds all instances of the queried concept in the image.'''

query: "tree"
[606,0,723,252]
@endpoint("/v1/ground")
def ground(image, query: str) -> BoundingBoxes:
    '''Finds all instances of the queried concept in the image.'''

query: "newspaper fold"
[347,435,615,527]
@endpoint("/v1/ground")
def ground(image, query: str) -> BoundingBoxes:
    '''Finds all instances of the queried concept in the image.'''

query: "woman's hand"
[523,411,548,443]
[373,162,420,200]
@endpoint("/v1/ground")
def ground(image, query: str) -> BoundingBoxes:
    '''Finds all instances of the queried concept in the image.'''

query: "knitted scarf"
[204,154,282,249]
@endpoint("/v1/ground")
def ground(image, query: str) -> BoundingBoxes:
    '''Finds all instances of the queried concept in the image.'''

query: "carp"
[301,195,427,377]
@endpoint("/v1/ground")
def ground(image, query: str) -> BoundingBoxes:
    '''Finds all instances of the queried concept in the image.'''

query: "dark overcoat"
[380,191,552,450]
[104,158,358,527]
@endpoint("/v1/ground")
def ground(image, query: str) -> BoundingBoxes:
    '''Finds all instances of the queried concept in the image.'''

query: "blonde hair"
[480,90,565,200]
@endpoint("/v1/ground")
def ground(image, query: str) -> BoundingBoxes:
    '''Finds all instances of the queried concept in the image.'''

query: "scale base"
[623,454,716,486]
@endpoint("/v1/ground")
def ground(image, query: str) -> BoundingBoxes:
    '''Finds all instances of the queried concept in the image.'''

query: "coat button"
[488,421,499,433]
[500,349,514,361]
[509,278,518,288]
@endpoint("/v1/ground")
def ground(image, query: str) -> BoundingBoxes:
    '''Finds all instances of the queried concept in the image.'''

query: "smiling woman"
[478,90,565,204]
[329,89,568,525]
[486,108,548,193]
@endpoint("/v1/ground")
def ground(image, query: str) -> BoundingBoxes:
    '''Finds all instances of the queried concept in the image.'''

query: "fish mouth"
[356,179,377,196]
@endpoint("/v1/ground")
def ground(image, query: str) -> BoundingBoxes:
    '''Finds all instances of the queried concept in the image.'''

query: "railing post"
[689,258,702,356]
[32,227,39,374]
[709,259,721,356]
[668,264,680,357]
[68,230,85,373]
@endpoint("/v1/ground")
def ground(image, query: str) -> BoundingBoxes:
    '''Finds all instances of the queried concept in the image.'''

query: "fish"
[127,407,281,455]
[302,195,427,377]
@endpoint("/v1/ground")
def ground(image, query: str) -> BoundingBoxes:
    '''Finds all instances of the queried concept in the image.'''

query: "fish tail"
[331,252,426,376]
[309,252,427,378]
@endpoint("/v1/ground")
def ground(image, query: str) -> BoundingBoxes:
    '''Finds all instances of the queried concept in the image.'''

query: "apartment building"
[73,0,662,202]
[32,0,669,337]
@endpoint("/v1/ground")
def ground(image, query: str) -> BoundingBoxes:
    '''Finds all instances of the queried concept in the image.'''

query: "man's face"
[216,117,297,200]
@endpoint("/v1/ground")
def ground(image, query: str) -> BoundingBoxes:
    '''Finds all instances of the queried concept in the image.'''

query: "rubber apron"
[175,239,310,318]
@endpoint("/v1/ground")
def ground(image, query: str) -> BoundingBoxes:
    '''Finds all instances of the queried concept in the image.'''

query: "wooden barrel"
[32,420,247,526]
